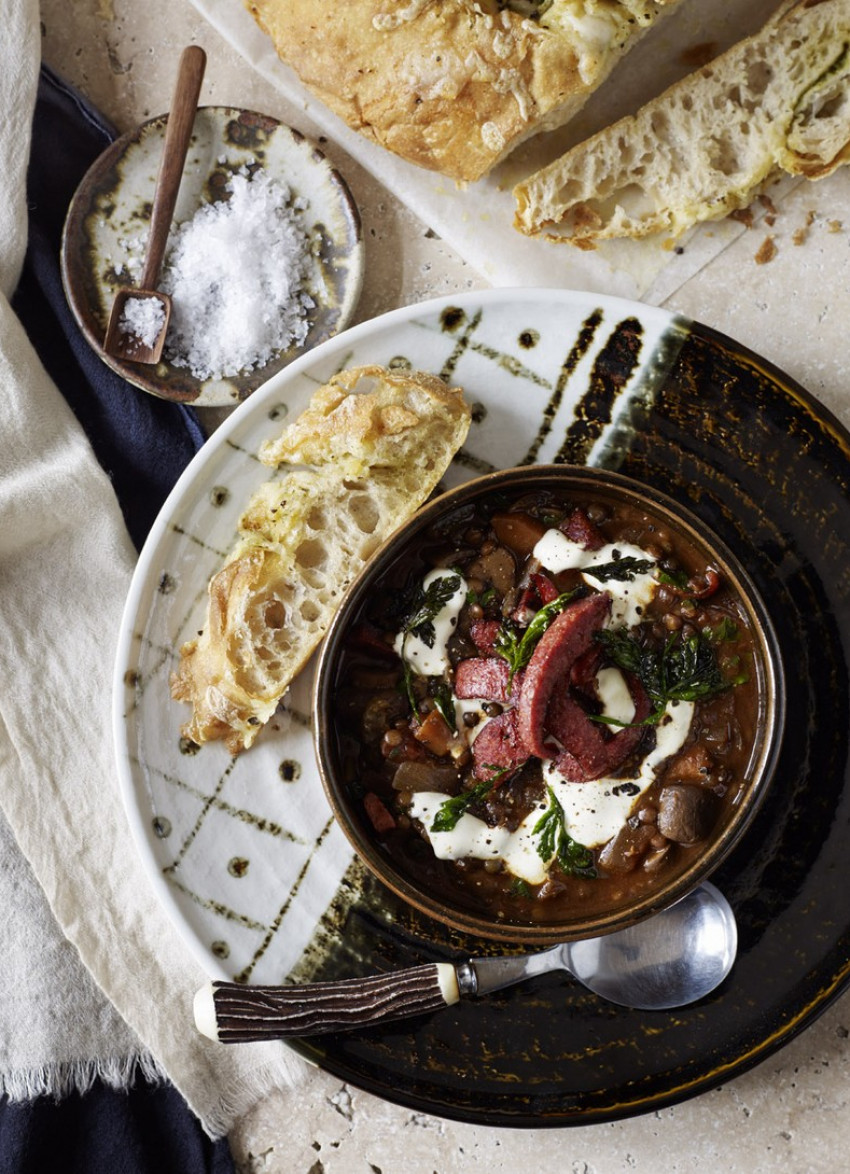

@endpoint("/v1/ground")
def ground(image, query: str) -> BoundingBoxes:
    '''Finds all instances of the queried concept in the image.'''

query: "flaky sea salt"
[118,294,166,348]
[159,168,314,381]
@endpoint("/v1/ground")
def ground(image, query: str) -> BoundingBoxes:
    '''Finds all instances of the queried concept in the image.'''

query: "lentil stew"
[317,467,782,940]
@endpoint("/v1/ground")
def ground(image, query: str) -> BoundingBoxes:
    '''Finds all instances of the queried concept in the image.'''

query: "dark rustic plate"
[61,106,363,407]
[114,289,850,1125]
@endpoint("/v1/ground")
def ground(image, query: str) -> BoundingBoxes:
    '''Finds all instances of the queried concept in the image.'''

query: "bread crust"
[245,0,681,182]
[170,365,471,752]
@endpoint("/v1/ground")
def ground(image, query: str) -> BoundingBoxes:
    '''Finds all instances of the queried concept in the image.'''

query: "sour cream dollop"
[533,530,659,627]
[393,568,467,677]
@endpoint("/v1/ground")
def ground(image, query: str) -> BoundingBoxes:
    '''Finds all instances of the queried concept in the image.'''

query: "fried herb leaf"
[431,681,458,733]
[494,588,582,686]
[403,573,462,649]
[429,763,520,833]
[647,632,727,702]
[592,625,643,675]
[398,572,462,714]
[430,778,494,833]
[594,626,730,726]
[704,616,740,643]
[533,786,596,878]
[655,566,690,589]
[400,657,418,716]
[585,556,656,583]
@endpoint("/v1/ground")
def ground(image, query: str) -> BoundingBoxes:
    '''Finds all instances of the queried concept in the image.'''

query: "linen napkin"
[0,0,307,1143]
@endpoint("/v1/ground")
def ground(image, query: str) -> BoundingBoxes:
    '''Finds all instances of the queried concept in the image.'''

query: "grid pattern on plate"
[119,295,686,984]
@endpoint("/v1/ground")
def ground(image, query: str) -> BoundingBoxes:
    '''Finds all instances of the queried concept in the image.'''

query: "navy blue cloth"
[0,1081,235,1174]
[2,67,234,1174]
[10,66,206,553]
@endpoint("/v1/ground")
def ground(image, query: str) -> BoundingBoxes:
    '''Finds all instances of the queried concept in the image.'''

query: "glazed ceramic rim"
[314,464,786,945]
[60,105,364,407]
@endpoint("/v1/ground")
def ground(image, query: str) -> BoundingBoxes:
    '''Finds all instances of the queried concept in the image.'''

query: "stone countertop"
[39,1,850,1170]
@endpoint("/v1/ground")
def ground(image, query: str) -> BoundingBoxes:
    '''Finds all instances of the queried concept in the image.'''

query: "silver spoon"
[194,882,736,1043]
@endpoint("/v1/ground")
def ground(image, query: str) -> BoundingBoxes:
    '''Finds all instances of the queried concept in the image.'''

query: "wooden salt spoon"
[103,45,206,364]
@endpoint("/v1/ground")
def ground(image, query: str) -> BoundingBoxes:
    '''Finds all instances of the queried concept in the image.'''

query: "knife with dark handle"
[194,963,466,1042]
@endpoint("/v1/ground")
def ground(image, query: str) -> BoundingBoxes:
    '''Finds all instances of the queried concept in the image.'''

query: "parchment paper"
[188,0,795,301]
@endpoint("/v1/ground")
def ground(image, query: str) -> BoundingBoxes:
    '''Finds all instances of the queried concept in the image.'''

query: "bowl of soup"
[313,466,784,944]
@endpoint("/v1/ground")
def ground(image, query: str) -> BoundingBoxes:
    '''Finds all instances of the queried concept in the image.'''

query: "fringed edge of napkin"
[0,1050,167,1103]
[189,1052,310,1141]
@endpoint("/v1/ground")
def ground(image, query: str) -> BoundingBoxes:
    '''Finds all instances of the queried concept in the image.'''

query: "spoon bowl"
[194,882,738,1043]
[557,881,737,1010]
[104,289,172,364]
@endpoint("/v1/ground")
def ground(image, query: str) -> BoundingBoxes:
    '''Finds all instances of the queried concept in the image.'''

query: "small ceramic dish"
[61,106,363,407]
[314,465,785,945]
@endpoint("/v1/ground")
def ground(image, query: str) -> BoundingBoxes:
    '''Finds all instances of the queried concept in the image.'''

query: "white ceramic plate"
[112,288,683,985]
[62,106,363,408]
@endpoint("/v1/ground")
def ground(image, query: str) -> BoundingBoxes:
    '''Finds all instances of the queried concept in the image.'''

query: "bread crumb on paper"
[754,235,777,265]
[793,210,820,245]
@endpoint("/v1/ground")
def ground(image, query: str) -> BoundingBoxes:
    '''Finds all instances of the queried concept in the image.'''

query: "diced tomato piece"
[684,568,721,599]
[530,571,559,604]
[363,792,396,835]
[559,507,606,551]
[511,586,541,625]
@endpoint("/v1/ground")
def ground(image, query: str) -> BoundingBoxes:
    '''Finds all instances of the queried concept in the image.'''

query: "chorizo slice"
[517,592,611,758]
[471,709,530,780]
[469,619,502,655]
[454,656,513,702]
[547,672,651,781]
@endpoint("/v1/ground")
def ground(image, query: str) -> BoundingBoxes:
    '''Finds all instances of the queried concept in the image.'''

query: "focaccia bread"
[244,0,683,183]
[171,365,471,752]
[514,0,850,244]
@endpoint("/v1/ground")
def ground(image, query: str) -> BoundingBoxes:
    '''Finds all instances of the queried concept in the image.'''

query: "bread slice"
[513,0,850,244]
[171,366,471,752]
[244,0,683,183]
